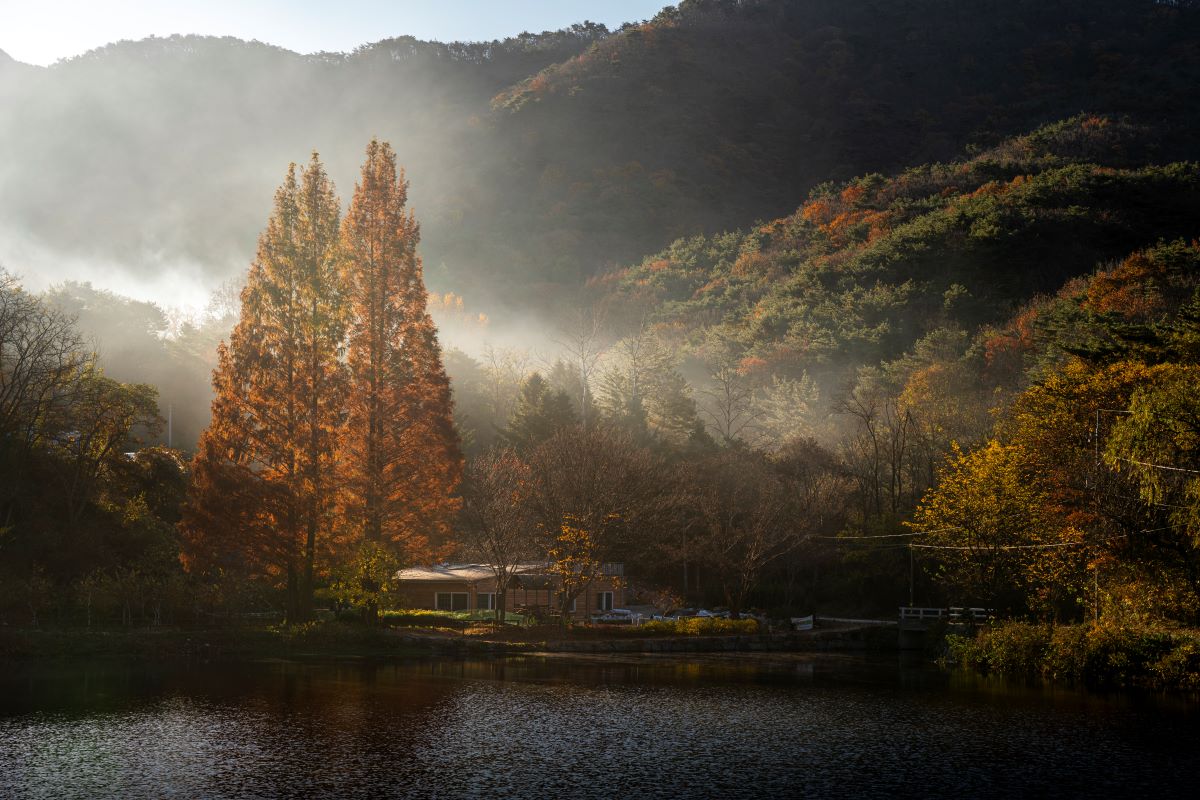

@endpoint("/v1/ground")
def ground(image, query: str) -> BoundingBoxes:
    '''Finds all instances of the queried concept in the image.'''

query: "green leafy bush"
[949,621,1200,690]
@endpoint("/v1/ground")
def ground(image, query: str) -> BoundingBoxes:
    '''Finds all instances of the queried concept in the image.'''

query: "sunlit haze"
[0,0,667,66]
[0,0,669,315]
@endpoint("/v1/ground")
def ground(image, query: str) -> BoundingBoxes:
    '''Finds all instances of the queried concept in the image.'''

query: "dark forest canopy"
[3,0,1200,312]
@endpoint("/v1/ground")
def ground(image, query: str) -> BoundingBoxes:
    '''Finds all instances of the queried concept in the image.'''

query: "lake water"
[0,652,1197,798]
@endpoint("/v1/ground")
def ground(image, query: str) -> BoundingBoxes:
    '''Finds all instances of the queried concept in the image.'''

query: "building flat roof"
[395,562,550,583]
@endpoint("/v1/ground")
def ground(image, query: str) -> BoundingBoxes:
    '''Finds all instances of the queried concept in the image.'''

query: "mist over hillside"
[2,0,1199,321]
[0,26,608,310]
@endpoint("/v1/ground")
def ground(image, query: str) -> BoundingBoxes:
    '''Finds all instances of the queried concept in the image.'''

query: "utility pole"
[909,544,915,606]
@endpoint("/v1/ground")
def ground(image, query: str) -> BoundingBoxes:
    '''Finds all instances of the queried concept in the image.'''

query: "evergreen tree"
[502,373,578,452]
[601,327,702,446]
[339,139,462,565]
[181,154,346,622]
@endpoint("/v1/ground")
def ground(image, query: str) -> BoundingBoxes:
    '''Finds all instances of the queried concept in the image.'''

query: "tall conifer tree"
[181,154,346,621]
[339,139,462,563]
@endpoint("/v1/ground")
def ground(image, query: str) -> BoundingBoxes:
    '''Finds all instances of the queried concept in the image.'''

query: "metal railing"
[899,606,993,627]
[948,607,992,623]
[899,606,947,622]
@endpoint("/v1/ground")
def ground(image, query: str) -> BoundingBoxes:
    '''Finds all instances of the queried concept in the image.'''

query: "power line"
[911,542,1082,551]
[1110,455,1200,475]
[1138,523,1190,534]
[1079,486,1191,509]
[831,543,914,551]
[815,527,958,541]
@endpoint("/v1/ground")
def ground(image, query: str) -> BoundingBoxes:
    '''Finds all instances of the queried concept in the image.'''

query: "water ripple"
[0,656,1196,799]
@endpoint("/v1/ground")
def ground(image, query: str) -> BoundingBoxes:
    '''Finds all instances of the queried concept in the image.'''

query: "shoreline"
[0,621,901,662]
[7,621,1200,697]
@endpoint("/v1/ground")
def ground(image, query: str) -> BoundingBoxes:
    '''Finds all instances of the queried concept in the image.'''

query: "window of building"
[556,593,577,613]
[435,592,469,611]
[477,593,496,610]
[596,591,614,612]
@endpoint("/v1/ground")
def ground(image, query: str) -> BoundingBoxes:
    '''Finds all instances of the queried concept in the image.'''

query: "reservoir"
[1,653,1197,798]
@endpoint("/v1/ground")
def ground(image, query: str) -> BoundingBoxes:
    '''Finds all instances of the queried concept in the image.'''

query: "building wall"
[396,579,477,612]
[398,575,624,620]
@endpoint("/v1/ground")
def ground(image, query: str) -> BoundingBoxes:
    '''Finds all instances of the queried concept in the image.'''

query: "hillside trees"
[459,447,536,623]
[554,306,607,427]
[502,373,577,453]
[0,271,174,625]
[1105,365,1200,608]
[599,325,704,445]
[526,425,678,617]
[0,273,88,528]
[54,367,161,529]
[697,341,761,447]
[1107,365,1200,534]
[904,238,1200,624]
[910,441,1087,618]
[688,447,846,617]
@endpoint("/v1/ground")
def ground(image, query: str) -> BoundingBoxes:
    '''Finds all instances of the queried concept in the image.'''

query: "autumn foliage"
[339,139,461,558]
[181,143,461,621]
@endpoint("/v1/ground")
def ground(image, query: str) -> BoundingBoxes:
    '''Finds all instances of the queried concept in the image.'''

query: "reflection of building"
[394,562,625,620]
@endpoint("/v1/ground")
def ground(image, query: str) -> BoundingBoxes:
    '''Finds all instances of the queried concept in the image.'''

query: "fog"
[0,27,632,451]
[7,0,1192,457]
[0,228,220,315]
[0,30,609,310]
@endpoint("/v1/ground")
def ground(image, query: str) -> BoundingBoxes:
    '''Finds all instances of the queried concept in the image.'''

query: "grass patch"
[636,617,761,636]
[380,609,526,628]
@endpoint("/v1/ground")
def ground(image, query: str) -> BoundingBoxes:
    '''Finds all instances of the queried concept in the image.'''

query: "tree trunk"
[724,581,743,620]
[286,560,300,624]
[299,511,316,623]
[362,579,380,626]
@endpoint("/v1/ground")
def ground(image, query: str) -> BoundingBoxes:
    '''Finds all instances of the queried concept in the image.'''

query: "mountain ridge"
[2,0,1199,313]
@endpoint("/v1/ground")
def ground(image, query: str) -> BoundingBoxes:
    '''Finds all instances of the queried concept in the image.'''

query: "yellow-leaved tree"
[911,440,1087,619]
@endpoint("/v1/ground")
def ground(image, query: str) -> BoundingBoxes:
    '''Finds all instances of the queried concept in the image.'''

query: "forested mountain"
[484,0,1200,287]
[2,0,1199,310]
[599,115,1200,400]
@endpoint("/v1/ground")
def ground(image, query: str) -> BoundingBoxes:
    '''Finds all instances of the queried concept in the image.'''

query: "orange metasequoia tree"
[181,154,347,622]
[338,139,462,575]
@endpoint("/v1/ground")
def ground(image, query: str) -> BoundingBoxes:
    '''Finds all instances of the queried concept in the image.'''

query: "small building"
[394,562,625,620]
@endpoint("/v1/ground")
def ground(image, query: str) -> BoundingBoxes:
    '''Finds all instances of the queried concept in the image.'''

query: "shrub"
[379,609,527,628]
[639,617,760,636]
[982,621,1052,675]
[953,620,1200,690]
[380,609,467,629]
